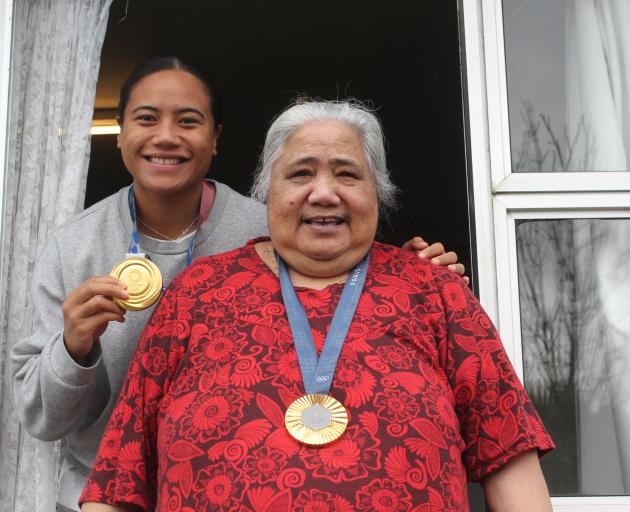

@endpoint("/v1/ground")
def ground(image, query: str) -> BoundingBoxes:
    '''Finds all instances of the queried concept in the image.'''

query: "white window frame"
[479,0,630,192]
[552,498,630,512]
[0,0,13,283]
[462,0,630,509]
[492,193,630,376]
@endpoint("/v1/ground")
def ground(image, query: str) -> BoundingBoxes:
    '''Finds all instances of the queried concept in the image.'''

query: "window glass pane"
[503,0,630,172]
[516,218,630,496]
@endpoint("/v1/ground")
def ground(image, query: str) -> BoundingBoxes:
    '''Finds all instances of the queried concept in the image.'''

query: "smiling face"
[267,120,379,278]
[117,69,220,198]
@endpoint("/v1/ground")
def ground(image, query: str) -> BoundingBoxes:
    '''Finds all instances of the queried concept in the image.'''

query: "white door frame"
[0,0,13,285]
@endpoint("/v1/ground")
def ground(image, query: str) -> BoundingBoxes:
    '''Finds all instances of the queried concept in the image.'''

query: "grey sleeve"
[10,235,102,441]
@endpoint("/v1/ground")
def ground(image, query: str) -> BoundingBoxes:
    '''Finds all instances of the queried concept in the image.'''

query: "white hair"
[250,99,398,217]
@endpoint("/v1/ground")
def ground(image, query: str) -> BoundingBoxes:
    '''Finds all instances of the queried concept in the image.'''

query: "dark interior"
[87,0,473,285]
[86,0,482,507]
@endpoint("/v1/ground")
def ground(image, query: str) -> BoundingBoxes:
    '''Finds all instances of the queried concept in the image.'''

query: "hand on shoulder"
[401,236,469,285]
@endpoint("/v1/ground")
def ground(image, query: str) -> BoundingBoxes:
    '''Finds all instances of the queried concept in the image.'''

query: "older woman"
[80,100,553,511]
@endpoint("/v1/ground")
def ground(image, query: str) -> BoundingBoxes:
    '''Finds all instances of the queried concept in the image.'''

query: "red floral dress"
[80,241,553,511]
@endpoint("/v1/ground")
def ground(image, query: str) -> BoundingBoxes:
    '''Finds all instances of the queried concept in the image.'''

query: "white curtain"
[566,0,630,492]
[0,1,112,511]
[565,0,630,171]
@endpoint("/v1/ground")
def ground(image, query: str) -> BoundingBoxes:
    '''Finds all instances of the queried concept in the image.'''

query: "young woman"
[10,58,464,511]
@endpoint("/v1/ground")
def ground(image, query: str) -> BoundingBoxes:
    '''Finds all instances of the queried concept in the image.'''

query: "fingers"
[418,242,445,260]
[430,252,466,276]
[429,253,470,285]
[78,311,126,335]
[65,276,128,306]
[445,262,466,276]
[429,250,457,266]
[78,294,126,317]
[404,241,471,286]
[402,236,429,252]
[67,310,126,343]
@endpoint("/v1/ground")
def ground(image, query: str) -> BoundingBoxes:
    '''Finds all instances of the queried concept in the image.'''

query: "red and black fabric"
[80,240,554,511]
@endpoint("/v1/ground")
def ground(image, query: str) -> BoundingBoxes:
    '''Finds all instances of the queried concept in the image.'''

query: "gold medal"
[110,257,163,311]
[285,394,348,446]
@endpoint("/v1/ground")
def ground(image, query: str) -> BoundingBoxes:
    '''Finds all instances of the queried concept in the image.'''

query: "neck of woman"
[255,241,351,290]
[134,182,205,240]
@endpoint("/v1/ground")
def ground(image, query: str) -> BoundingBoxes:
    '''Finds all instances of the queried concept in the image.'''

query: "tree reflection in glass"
[503,0,630,172]
[517,218,630,496]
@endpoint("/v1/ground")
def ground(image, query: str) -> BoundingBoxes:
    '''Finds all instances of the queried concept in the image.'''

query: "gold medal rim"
[285,393,348,446]
[110,257,163,311]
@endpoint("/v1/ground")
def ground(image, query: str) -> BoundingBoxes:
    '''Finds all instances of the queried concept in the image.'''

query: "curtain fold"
[0,1,112,510]
[565,0,630,171]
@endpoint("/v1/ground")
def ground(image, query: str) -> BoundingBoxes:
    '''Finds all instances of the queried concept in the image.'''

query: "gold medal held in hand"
[285,394,348,446]
[110,257,163,311]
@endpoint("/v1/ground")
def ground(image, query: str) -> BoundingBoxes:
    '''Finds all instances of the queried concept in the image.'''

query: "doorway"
[87,0,472,278]
[87,0,482,508]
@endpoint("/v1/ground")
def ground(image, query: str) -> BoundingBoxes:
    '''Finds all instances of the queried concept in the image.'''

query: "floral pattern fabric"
[81,240,553,511]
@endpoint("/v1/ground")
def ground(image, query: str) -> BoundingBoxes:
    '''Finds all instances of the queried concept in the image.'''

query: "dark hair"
[117,56,223,127]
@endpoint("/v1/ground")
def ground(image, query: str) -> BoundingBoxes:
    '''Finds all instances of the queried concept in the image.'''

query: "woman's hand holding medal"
[62,276,128,364]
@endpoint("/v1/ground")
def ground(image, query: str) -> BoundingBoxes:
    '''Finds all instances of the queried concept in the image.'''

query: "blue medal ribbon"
[277,252,370,395]
[127,186,143,256]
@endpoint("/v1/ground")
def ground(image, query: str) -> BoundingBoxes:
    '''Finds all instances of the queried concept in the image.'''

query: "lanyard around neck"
[277,252,370,395]
[127,184,211,267]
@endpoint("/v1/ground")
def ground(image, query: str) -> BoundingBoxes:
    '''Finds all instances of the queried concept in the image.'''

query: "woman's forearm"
[81,503,138,512]
[482,449,552,512]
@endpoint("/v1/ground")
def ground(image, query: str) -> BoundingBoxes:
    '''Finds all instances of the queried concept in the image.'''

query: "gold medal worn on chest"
[110,257,163,311]
[285,393,348,446]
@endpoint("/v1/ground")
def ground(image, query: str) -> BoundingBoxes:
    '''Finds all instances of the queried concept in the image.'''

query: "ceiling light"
[91,108,120,135]
[90,119,120,135]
